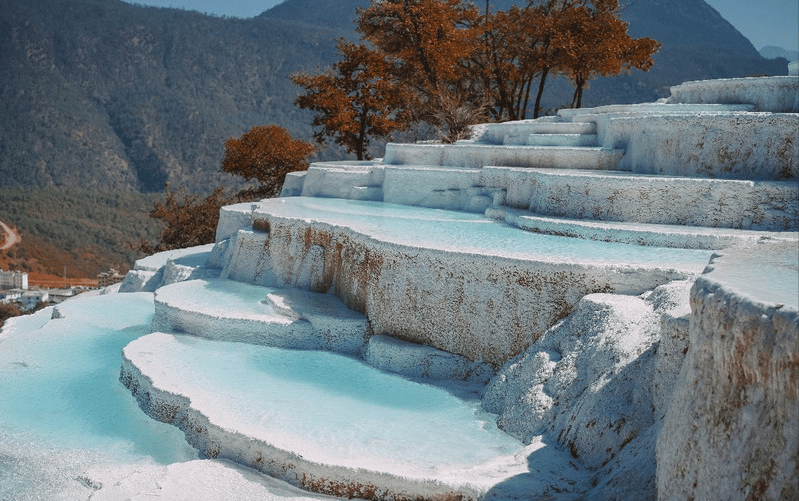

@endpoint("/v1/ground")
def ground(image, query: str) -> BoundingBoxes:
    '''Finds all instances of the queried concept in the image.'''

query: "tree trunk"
[357,108,368,160]
[520,74,534,120]
[533,66,550,118]
[571,75,585,109]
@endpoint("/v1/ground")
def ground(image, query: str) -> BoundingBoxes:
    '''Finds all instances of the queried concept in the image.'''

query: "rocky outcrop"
[482,280,694,500]
[213,199,708,366]
[481,237,799,501]
[666,76,799,113]
[657,241,798,500]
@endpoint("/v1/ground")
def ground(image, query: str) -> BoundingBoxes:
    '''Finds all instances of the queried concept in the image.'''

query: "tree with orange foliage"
[356,0,489,137]
[0,302,23,331]
[528,0,577,119]
[295,0,659,147]
[140,125,314,252]
[484,0,658,118]
[292,40,413,160]
[138,185,229,253]
[478,4,558,120]
[555,0,660,108]
[357,0,480,95]
[221,124,315,199]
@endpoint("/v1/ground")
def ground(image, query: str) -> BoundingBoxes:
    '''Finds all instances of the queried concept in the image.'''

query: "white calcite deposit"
[485,167,797,230]
[4,75,790,500]
[600,113,799,181]
[119,76,796,500]
[481,280,695,500]
[119,243,217,292]
[151,278,367,354]
[213,197,711,366]
[120,331,537,501]
[657,241,798,500]
[85,460,337,501]
[666,76,799,113]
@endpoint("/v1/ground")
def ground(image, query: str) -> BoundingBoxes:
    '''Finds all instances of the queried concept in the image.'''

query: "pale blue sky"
[124,0,798,52]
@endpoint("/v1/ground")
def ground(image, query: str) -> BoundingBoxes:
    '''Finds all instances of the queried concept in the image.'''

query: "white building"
[0,270,28,289]
[97,268,125,288]
[0,269,28,290]
[20,290,48,311]
[0,289,22,303]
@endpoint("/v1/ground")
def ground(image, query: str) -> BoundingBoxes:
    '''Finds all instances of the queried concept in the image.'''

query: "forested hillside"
[0,0,788,194]
[0,188,162,277]
[0,0,790,279]
[0,0,342,193]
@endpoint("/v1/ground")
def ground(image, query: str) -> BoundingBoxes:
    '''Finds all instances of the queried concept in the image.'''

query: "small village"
[0,267,125,311]
[2,217,127,314]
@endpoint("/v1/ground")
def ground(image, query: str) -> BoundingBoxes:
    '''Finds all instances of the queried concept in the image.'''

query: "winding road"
[0,220,20,250]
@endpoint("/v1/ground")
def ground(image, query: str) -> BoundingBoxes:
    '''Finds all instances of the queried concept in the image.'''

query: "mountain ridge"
[1,0,341,193]
[0,0,788,194]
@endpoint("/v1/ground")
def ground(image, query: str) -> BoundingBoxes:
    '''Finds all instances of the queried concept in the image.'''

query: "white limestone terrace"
[657,241,798,499]
[152,275,496,382]
[120,331,554,500]
[665,75,799,113]
[212,198,713,365]
[151,278,367,355]
[282,93,797,256]
[382,141,625,171]
[235,197,712,269]
[591,112,798,180]
[480,166,797,231]
[486,206,796,250]
[120,243,218,293]
[113,75,798,500]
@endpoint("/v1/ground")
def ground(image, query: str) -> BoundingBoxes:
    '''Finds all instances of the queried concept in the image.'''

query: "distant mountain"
[262,0,369,31]
[0,0,787,194]
[759,45,799,63]
[589,0,788,100]
[1,0,341,193]
[266,0,787,105]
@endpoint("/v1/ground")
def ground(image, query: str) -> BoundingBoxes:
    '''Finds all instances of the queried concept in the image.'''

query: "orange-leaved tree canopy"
[552,0,661,108]
[292,0,660,153]
[292,40,413,160]
[138,185,230,253]
[139,125,314,252]
[357,0,480,95]
[478,3,558,121]
[356,0,489,139]
[221,124,315,199]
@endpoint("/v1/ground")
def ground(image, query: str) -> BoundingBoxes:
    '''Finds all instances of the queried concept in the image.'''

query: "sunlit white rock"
[657,241,798,500]
[666,76,799,113]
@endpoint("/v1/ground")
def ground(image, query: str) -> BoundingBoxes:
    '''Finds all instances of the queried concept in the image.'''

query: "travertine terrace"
[120,75,798,500]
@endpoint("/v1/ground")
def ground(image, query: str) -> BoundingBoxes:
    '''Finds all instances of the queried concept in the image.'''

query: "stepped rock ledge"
[120,75,798,500]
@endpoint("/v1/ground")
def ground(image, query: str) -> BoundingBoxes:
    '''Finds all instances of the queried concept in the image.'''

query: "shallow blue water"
[0,287,524,495]
[0,294,196,476]
[254,197,714,270]
[128,331,522,475]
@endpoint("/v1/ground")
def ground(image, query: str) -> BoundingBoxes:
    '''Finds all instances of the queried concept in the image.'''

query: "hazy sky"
[125,0,798,51]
